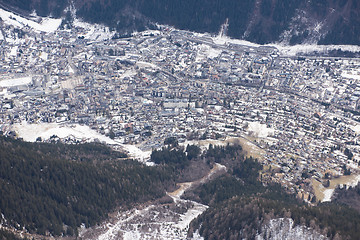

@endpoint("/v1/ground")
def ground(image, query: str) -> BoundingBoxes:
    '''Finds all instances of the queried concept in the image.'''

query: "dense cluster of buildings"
[1,18,360,200]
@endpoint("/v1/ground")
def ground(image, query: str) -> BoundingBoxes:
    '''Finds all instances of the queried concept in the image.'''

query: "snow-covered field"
[85,199,207,240]
[0,76,32,87]
[12,122,151,161]
[247,121,275,138]
[195,44,222,60]
[341,71,360,81]
[0,8,61,33]
[0,7,115,43]
[73,18,115,41]
[273,44,360,57]
[203,31,360,57]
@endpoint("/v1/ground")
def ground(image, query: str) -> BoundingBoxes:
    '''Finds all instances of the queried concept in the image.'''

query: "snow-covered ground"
[86,199,207,240]
[319,174,360,202]
[341,71,360,81]
[195,44,222,60]
[322,188,335,202]
[0,8,61,33]
[12,122,151,161]
[273,44,360,57]
[0,6,115,42]
[247,121,275,138]
[256,218,327,240]
[0,76,32,88]
[203,31,360,57]
[73,18,115,42]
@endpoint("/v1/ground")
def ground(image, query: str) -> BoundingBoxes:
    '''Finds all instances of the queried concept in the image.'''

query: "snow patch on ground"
[248,121,275,138]
[256,218,327,240]
[83,194,207,240]
[213,35,260,48]
[13,122,115,143]
[0,8,61,33]
[273,44,360,57]
[73,18,115,42]
[175,203,207,230]
[350,125,360,134]
[9,46,18,57]
[123,231,141,240]
[189,230,205,240]
[12,122,151,161]
[318,174,360,202]
[322,188,335,202]
[196,44,222,59]
[120,69,137,79]
[0,76,32,87]
[136,61,160,69]
[341,71,360,81]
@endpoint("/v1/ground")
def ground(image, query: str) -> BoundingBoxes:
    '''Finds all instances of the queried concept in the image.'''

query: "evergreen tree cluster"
[150,144,201,168]
[151,147,187,167]
[333,182,360,213]
[0,229,29,240]
[205,143,243,163]
[189,196,360,240]
[0,136,173,237]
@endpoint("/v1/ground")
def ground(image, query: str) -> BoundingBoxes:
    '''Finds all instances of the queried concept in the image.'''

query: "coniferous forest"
[1,135,360,239]
[2,0,360,45]
[0,136,174,237]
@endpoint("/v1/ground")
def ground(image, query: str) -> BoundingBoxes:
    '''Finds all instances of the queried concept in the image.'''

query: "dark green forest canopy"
[2,0,360,45]
[189,195,360,240]
[0,136,173,236]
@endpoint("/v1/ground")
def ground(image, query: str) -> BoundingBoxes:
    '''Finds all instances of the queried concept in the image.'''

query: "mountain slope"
[1,0,360,45]
[0,136,173,237]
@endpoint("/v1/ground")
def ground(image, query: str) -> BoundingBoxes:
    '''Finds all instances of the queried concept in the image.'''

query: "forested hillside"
[0,136,174,237]
[1,0,360,45]
[332,182,360,213]
[184,143,360,240]
[1,135,360,239]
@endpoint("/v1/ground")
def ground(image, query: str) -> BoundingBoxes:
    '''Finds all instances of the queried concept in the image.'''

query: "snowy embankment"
[12,122,151,161]
[203,32,360,57]
[272,44,360,57]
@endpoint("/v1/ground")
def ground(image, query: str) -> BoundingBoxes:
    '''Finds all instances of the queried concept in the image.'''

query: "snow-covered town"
[1,6,360,205]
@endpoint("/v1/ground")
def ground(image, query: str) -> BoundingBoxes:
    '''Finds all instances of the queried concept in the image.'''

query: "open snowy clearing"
[12,122,151,161]
[0,8,61,33]
[0,76,32,87]
[341,71,360,81]
[272,43,360,57]
[247,121,275,138]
